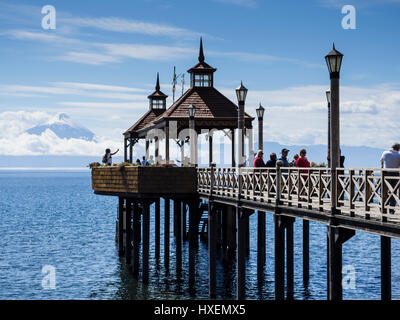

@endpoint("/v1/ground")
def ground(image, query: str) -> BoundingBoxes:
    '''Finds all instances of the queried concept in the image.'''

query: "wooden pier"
[92,165,400,300]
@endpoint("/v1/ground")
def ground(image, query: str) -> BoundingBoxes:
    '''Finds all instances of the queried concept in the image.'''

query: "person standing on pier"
[253,150,265,167]
[291,153,299,167]
[279,148,290,167]
[380,143,400,213]
[103,148,119,165]
[266,153,277,168]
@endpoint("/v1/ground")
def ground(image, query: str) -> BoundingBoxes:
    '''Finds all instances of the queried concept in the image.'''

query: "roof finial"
[199,37,205,63]
[333,42,336,50]
[156,72,160,91]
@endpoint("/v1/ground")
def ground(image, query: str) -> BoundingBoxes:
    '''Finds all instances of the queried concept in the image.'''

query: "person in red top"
[296,148,310,170]
[253,150,265,167]
[296,149,310,201]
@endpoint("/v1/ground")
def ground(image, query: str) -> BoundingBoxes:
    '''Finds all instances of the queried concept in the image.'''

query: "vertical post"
[327,98,331,168]
[303,219,310,286]
[286,218,294,300]
[189,116,196,166]
[381,236,391,300]
[182,202,187,240]
[155,137,159,164]
[132,201,140,277]
[175,200,182,276]
[274,214,285,300]
[145,139,150,161]
[209,134,213,166]
[257,210,266,279]
[208,201,217,298]
[189,201,197,287]
[231,129,236,167]
[129,136,133,164]
[155,198,160,261]
[164,198,170,272]
[142,201,150,283]
[125,199,132,264]
[236,207,246,300]
[327,226,341,300]
[247,128,254,166]
[118,197,124,256]
[330,74,340,209]
[180,139,185,166]
[165,121,170,164]
[124,137,128,163]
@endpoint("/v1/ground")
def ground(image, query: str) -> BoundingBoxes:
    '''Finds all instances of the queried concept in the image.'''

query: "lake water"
[0,170,399,300]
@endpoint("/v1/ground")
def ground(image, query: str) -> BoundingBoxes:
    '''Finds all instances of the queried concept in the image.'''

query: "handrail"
[197,167,400,221]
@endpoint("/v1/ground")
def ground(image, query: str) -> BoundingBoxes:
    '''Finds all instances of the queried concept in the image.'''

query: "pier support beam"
[327,226,355,300]
[118,197,124,256]
[381,236,391,300]
[132,201,140,277]
[303,220,310,286]
[236,207,247,300]
[188,201,197,287]
[142,201,150,283]
[208,201,217,298]
[174,200,182,276]
[286,218,294,299]
[164,198,170,272]
[257,210,266,279]
[125,199,132,265]
[274,214,285,300]
[155,198,160,261]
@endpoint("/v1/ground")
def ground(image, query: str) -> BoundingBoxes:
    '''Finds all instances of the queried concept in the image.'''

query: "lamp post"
[256,103,265,152]
[326,90,331,168]
[188,104,197,166]
[236,82,248,167]
[325,43,343,174]
[325,43,344,301]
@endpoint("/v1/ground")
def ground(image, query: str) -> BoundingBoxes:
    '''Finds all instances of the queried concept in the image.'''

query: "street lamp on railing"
[236,82,248,167]
[325,43,343,173]
[256,103,265,152]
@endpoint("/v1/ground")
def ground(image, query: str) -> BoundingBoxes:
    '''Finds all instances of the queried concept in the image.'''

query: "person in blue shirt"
[278,148,290,168]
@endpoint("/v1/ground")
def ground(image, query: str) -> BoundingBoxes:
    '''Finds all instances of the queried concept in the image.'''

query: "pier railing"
[197,167,400,221]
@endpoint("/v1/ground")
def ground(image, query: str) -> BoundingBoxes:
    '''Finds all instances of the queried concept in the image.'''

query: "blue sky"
[0,0,399,156]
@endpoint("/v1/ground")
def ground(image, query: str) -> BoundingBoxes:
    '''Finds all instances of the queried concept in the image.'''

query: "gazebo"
[123,38,254,166]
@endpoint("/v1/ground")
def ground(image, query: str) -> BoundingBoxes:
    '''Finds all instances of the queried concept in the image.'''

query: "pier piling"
[125,199,132,265]
[118,197,124,256]
[175,200,182,276]
[188,201,197,287]
[274,213,285,300]
[381,236,391,300]
[132,201,140,277]
[236,207,247,300]
[155,198,160,261]
[286,217,295,299]
[303,219,310,286]
[142,201,150,283]
[208,201,217,298]
[257,210,266,279]
[164,198,170,273]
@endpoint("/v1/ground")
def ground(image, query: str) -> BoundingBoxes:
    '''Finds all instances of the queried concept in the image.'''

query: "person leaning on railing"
[296,148,310,201]
[380,142,400,214]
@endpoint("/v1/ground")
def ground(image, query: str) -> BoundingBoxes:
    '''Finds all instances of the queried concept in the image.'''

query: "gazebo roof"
[124,108,165,135]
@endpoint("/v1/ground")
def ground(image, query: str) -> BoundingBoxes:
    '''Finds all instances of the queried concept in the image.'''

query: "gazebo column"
[124,136,128,163]
[155,137,159,164]
[180,139,185,166]
[231,128,236,167]
[165,121,170,164]
[247,127,254,166]
[145,139,150,161]
[209,134,213,166]
[129,136,133,164]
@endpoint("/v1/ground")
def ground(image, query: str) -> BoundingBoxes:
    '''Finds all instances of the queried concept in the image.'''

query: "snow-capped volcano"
[26,113,95,141]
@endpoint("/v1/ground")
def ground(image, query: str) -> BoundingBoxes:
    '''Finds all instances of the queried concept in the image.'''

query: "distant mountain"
[26,113,95,141]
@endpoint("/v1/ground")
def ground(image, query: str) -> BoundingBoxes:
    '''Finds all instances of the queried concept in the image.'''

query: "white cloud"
[62,16,203,39]
[59,52,121,65]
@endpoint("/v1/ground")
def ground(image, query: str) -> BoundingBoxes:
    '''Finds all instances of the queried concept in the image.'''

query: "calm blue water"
[0,170,399,300]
